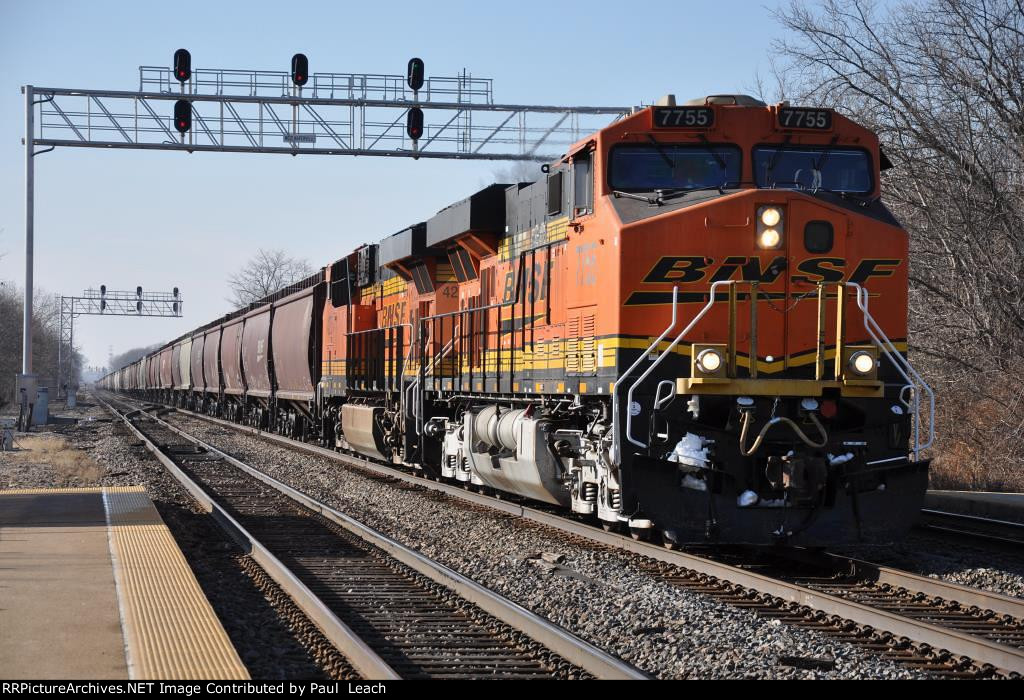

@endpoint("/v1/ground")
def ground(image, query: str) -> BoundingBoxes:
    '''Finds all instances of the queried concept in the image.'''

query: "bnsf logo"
[643,255,899,284]
[627,256,900,305]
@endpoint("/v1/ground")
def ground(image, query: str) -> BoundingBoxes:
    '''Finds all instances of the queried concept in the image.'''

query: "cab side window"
[573,150,593,216]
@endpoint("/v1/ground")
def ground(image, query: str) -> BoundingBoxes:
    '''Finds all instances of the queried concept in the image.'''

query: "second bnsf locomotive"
[101,94,934,547]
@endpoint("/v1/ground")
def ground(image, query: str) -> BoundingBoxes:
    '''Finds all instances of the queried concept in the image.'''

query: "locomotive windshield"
[753,146,872,193]
[609,143,741,192]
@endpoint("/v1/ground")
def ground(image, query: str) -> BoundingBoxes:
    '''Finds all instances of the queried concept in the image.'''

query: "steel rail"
[100,395,647,681]
[918,508,1024,549]
[834,555,1024,620]
[150,401,1024,676]
[99,396,400,680]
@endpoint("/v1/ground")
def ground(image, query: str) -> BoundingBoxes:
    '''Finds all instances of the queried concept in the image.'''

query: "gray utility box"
[1,418,14,450]
[33,386,49,426]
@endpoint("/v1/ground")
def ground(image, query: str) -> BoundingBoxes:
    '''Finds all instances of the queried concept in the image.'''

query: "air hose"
[739,410,828,457]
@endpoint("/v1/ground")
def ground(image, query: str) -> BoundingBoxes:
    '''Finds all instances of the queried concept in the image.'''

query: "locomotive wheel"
[630,527,652,542]
[601,520,623,534]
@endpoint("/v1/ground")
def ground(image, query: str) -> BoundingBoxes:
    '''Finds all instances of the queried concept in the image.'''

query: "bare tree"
[226,248,314,309]
[772,0,1024,488]
[0,284,83,407]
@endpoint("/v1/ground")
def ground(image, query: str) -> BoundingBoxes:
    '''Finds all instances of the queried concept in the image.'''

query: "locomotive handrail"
[396,322,415,433]
[611,287,678,466]
[623,282,732,455]
[425,323,460,376]
[410,323,461,436]
[344,322,414,433]
[848,282,935,457]
[653,380,676,411]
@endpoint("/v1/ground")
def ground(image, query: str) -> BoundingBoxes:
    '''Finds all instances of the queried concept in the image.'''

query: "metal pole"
[57,298,63,398]
[23,85,34,375]
[68,300,74,397]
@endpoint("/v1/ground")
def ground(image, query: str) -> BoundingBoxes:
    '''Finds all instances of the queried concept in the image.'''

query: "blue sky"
[0,0,783,369]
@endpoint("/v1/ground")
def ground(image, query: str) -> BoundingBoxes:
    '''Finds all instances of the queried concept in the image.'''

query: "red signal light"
[173,100,191,134]
[406,107,424,141]
[173,49,191,83]
[291,54,309,86]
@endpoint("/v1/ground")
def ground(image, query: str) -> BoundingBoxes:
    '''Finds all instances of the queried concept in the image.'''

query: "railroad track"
[97,394,647,680]
[99,393,1024,678]
[916,509,1024,549]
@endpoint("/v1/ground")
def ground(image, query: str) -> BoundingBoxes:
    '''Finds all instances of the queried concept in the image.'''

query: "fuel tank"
[341,404,389,460]
[464,406,569,506]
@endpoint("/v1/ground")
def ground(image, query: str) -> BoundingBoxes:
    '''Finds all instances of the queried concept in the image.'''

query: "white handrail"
[624,281,733,451]
[610,287,678,465]
[848,283,934,457]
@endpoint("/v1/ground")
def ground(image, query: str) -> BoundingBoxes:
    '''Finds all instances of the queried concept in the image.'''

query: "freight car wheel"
[601,521,623,534]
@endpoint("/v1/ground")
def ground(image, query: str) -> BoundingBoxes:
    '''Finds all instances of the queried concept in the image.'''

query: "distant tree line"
[769,0,1024,489]
[108,343,164,373]
[0,283,83,408]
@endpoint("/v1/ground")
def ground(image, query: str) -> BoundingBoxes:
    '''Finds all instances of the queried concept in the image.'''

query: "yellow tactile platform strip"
[102,486,250,680]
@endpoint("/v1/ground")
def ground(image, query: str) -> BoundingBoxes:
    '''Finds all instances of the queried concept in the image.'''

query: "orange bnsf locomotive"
[101,94,934,547]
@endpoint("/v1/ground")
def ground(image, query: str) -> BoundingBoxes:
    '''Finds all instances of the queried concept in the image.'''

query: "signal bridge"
[57,287,183,400]
[28,61,631,162]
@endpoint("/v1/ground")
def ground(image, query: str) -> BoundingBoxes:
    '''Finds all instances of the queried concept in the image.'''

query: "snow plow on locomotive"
[101,94,934,547]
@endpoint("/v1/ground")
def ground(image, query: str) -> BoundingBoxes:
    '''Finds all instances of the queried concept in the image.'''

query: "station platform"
[0,486,249,680]
[925,489,1024,524]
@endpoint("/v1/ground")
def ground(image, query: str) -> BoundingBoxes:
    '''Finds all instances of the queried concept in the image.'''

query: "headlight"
[756,205,784,249]
[760,207,781,227]
[758,228,781,249]
[849,350,876,375]
[696,348,724,374]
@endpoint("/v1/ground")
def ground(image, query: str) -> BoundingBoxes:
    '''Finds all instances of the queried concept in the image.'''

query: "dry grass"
[2,434,104,484]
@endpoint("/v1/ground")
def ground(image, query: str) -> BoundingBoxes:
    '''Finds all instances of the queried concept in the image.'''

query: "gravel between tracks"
[834,534,1024,599]
[162,411,933,679]
[0,401,358,681]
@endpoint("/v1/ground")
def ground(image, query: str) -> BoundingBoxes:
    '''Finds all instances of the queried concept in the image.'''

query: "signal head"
[291,53,309,86]
[173,100,192,134]
[173,48,191,83]
[406,107,424,140]
[407,57,425,91]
